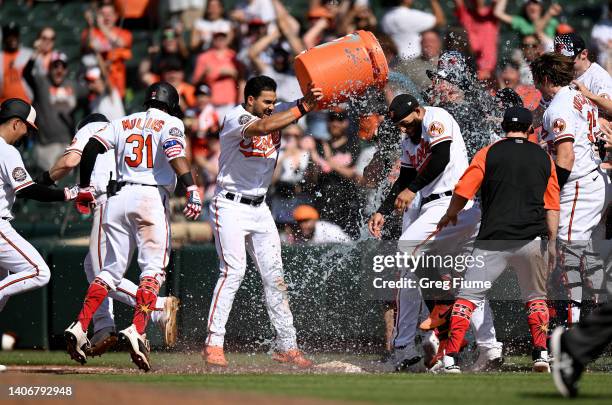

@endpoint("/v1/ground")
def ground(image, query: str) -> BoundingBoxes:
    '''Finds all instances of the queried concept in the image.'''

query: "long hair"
[530,52,574,87]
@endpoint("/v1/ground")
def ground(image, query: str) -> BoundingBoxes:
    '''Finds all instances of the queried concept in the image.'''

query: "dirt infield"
[0,371,343,405]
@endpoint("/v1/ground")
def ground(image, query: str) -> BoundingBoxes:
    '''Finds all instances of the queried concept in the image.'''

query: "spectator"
[191,0,233,52]
[192,29,243,119]
[338,3,377,36]
[160,57,196,112]
[140,24,189,87]
[498,63,521,90]
[185,83,220,188]
[231,0,276,27]
[303,3,340,49]
[168,0,205,30]
[591,1,612,73]
[0,23,33,103]
[395,29,442,92]
[31,27,56,76]
[81,1,133,97]
[494,0,561,47]
[454,0,500,80]
[23,51,78,171]
[248,28,301,102]
[512,34,543,85]
[305,110,363,237]
[381,0,445,59]
[287,205,352,245]
[84,66,126,120]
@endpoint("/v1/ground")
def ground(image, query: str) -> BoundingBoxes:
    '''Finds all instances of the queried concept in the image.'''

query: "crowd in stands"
[1,0,610,243]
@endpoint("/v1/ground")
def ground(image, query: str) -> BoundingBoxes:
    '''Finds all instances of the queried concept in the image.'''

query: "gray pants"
[458,239,548,304]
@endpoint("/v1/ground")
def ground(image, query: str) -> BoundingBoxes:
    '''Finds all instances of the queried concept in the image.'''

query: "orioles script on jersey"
[239,131,281,158]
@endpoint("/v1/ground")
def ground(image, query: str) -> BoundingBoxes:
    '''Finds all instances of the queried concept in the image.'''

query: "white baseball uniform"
[576,62,612,101]
[0,137,50,311]
[206,102,300,351]
[90,108,185,291]
[542,86,609,323]
[66,122,168,331]
[390,107,500,352]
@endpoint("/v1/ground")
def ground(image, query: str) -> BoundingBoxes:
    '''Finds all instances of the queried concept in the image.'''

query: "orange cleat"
[419,304,452,331]
[272,349,313,368]
[202,345,228,367]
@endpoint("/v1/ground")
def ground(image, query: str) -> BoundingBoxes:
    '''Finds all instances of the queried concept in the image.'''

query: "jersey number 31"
[125,134,153,168]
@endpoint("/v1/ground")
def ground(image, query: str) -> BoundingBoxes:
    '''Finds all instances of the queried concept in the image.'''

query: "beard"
[408,124,423,144]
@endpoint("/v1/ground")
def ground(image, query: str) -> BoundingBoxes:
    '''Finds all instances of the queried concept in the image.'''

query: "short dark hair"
[244,76,277,100]
[530,52,574,87]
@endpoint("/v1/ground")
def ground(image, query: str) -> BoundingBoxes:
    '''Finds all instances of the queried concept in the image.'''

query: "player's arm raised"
[242,85,323,138]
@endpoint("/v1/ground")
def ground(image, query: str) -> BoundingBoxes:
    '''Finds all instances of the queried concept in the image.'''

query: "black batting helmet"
[144,81,179,113]
[77,113,109,131]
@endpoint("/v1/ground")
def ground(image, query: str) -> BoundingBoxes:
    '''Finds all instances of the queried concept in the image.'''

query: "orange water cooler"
[294,30,389,108]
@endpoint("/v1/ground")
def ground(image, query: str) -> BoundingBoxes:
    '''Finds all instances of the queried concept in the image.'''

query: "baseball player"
[531,53,609,326]
[64,82,201,371]
[437,106,560,373]
[39,113,179,356]
[0,99,79,312]
[554,33,612,106]
[368,94,491,371]
[203,75,322,368]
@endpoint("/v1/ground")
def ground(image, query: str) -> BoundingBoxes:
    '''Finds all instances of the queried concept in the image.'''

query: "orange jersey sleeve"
[544,156,561,210]
[454,145,490,200]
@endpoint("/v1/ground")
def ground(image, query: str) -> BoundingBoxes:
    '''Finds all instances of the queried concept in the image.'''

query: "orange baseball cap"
[293,205,319,221]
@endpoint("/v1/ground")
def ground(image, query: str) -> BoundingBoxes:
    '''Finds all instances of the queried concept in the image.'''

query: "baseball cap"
[388,94,419,123]
[502,106,532,129]
[195,84,211,96]
[293,205,319,222]
[50,51,68,66]
[85,67,101,81]
[554,33,586,58]
[0,98,38,130]
[2,22,19,37]
[426,51,470,90]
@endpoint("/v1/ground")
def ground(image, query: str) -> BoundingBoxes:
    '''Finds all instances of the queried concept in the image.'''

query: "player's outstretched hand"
[75,186,96,215]
[184,185,202,220]
[302,83,324,112]
[368,212,385,239]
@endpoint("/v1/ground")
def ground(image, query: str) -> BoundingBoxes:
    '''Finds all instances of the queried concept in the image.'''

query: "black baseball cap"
[2,22,19,37]
[388,94,419,123]
[554,33,586,58]
[502,106,532,128]
[0,98,38,130]
[195,84,211,96]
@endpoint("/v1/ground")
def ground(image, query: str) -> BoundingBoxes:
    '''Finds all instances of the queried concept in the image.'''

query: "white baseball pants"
[206,194,298,351]
[392,197,500,350]
[85,199,168,332]
[96,185,170,294]
[0,219,50,311]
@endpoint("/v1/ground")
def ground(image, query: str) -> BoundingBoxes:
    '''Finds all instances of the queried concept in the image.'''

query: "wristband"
[297,101,309,115]
[179,172,195,188]
[186,185,198,192]
[555,165,571,189]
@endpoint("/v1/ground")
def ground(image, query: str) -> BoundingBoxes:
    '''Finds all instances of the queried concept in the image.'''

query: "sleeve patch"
[552,118,566,134]
[163,139,184,159]
[169,126,184,137]
[12,167,28,182]
[428,121,446,137]
[239,114,252,125]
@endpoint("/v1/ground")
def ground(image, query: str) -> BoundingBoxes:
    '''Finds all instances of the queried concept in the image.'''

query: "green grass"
[1,351,612,404]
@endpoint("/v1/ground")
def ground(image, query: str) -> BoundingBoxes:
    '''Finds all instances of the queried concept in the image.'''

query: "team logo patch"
[552,118,566,134]
[12,167,27,182]
[239,114,252,125]
[428,121,445,137]
[169,126,184,137]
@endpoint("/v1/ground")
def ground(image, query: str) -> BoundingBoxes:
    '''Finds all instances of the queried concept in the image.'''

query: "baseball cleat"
[470,346,504,372]
[383,345,421,372]
[272,349,313,368]
[64,321,91,365]
[87,326,118,357]
[118,325,151,372]
[532,348,551,373]
[442,355,461,374]
[551,327,582,398]
[419,304,451,331]
[155,296,180,347]
[422,330,440,369]
[202,345,228,367]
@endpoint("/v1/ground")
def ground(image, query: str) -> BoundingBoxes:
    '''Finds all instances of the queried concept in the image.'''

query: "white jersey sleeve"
[91,121,118,151]
[1,147,33,193]
[160,120,187,161]
[222,108,260,140]
[65,122,110,155]
[421,109,454,147]
[543,101,579,144]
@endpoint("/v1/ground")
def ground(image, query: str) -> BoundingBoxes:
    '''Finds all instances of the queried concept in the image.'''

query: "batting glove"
[75,186,96,215]
[64,185,80,201]
[184,185,202,220]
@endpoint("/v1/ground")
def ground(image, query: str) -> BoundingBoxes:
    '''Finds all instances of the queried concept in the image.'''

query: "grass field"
[1,351,611,404]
